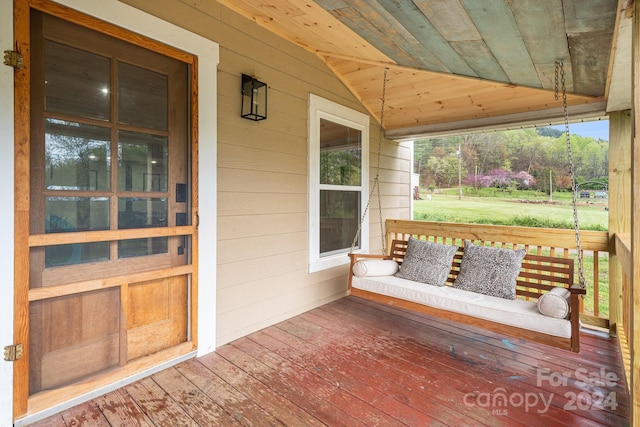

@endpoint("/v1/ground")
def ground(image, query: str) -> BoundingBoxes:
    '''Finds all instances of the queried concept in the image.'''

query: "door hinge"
[3,50,24,69]
[4,344,24,361]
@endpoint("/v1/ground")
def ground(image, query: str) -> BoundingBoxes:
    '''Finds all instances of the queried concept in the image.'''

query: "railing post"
[608,110,632,336]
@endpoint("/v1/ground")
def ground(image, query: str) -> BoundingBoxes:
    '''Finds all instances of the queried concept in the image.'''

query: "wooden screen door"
[14,1,198,417]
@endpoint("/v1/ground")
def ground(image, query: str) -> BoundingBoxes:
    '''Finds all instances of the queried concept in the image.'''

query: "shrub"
[464,169,535,190]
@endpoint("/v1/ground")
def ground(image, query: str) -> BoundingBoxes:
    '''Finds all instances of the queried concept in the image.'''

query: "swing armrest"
[569,285,586,295]
[348,253,392,262]
[568,285,586,352]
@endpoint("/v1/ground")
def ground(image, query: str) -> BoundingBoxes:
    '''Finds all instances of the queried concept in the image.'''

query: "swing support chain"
[350,67,388,255]
[555,60,587,291]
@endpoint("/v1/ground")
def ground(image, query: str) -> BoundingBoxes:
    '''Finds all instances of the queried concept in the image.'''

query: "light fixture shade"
[241,74,267,121]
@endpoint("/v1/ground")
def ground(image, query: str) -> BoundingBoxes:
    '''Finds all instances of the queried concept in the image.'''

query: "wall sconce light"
[241,74,267,121]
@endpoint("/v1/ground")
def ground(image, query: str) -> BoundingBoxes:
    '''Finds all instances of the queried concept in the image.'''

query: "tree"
[413,126,608,191]
[536,126,563,138]
[535,167,556,195]
[425,153,465,187]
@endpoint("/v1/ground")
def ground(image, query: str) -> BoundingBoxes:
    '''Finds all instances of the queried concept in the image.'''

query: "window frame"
[308,94,369,273]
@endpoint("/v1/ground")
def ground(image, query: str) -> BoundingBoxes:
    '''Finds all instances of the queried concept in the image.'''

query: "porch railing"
[613,233,632,391]
[383,219,610,328]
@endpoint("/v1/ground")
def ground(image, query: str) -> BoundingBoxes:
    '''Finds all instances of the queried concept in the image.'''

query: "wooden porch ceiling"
[28,297,629,426]
[215,0,629,139]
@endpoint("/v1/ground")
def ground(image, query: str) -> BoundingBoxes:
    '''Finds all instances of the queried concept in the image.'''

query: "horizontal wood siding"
[123,0,411,346]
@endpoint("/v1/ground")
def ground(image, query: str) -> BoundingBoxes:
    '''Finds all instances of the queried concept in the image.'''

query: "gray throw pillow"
[394,237,458,286]
[453,240,526,300]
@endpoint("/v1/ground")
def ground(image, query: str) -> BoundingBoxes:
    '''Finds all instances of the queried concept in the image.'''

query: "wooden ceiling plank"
[385,102,607,139]
[606,3,633,111]
[327,2,425,69]
[382,94,601,127]
[348,70,599,131]
[562,0,616,97]
[375,0,478,77]
[533,63,574,93]
[449,40,509,83]
[460,0,541,88]
[383,74,596,103]
[569,31,614,96]
[329,61,380,80]
[314,0,350,11]
[413,0,479,42]
[388,76,511,99]
[563,0,618,34]
[413,0,511,83]
[347,66,585,104]
[216,0,389,63]
[509,0,573,91]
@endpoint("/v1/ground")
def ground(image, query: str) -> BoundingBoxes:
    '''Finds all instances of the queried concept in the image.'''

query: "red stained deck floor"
[27,296,629,426]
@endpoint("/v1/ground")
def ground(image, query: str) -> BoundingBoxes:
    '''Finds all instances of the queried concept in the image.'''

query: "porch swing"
[346,62,587,353]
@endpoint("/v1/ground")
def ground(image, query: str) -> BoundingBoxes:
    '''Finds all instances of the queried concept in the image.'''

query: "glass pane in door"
[44,40,110,120]
[118,62,168,130]
[118,131,168,192]
[45,119,111,191]
[118,197,168,258]
[45,196,110,267]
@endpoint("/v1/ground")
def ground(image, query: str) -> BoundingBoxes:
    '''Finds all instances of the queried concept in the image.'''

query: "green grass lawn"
[414,191,609,231]
[413,190,610,317]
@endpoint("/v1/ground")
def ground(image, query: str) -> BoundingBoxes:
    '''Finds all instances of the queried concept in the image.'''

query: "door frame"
[7,0,219,422]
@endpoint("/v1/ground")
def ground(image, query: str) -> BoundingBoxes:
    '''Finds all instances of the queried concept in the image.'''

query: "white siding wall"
[124,0,412,347]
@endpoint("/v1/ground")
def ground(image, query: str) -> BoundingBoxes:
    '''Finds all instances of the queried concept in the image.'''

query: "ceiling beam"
[386,101,608,140]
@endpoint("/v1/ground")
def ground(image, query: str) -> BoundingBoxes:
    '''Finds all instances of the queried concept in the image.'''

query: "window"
[309,94,369,272]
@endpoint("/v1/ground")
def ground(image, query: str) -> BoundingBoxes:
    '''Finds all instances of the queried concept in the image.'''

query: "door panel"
[25,9,195,400]
[29,288,120,393]
[126,276,188,360]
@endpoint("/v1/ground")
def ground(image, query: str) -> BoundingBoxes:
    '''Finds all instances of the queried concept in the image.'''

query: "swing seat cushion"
[394,237,458,286]
[351,274,572,338]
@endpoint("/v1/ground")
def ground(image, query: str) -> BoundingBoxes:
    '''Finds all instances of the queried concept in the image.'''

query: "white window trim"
[308,94,369,273]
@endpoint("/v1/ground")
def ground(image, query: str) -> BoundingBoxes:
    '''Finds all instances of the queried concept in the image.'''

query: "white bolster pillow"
[352,259,399,277]
[537,286,571,318]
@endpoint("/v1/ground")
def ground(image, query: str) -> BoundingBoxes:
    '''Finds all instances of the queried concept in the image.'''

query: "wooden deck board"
[301,303,582,426]
[26,296,629,427]
[123,377,197,427]
[95,389,155,427]
[52,400,110,426]
[327,297,629,426]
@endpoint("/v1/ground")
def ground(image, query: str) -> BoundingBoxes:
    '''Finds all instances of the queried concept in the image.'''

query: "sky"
[551,120,609,141]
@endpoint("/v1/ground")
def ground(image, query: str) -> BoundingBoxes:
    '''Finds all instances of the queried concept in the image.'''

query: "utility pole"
[457,143,462,200]
[475,165,478,192]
